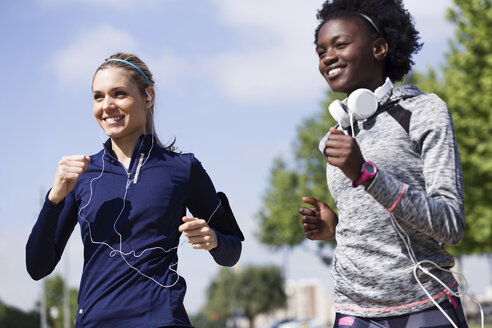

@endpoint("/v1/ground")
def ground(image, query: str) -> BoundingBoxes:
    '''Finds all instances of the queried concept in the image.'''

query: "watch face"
[365,163,375,174]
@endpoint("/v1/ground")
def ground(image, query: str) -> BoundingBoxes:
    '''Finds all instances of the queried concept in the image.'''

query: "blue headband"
[104,58,151,86]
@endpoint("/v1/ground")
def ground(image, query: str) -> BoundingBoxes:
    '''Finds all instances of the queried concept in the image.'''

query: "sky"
[0,0,490,316]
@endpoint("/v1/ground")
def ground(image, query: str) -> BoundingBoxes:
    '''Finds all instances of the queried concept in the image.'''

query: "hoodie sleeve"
[365,94,465,245]
[25,191,78,280]
[186,155,242,266]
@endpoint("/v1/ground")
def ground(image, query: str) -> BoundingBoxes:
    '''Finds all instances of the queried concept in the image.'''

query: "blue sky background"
[0,0,490,315]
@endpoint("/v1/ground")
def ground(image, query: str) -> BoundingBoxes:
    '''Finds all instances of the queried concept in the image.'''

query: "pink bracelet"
[388,183,407,213]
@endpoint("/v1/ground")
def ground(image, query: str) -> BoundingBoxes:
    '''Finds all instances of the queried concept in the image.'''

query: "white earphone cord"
[78,129,222,288]
[389,213,484,328]
[350,112,355,138]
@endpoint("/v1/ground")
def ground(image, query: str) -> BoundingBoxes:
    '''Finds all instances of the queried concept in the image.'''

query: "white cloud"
[51,25,138,87]
[202,0,326,104]
[39,0,162,8]
[203,47,323,104]
[51,25,191,91]
[203,0,455,104]
[48,0,455,104]
[405,0,455,43]
[211,0,318,35]
[149,52,191,89]
[400,0,455,70]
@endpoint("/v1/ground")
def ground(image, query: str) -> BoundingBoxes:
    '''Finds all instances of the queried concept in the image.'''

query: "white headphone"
[328,77,393,129]
[145,89,152,102]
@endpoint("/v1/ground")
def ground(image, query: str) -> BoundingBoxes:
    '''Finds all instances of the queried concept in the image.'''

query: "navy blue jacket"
[26,135,242,327]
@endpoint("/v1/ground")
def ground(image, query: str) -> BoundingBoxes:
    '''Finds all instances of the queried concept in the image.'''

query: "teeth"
[105,116,123,123]
[329,67,342,76]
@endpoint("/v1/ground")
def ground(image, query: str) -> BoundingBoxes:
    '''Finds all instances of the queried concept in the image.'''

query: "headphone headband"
[374,77,394,99]
[104,58,151,86]
[328,78,394,130]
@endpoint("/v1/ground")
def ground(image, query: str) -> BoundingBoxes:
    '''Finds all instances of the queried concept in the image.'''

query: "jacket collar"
[102,134,156,170]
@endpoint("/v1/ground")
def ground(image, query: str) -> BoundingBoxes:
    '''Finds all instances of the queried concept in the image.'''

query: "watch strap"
[352,161,377,188]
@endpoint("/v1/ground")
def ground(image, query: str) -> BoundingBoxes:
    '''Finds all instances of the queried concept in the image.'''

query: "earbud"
[145,89,152,102]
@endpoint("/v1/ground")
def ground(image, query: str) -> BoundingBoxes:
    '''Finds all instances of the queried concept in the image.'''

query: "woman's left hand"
[178,217,218,250]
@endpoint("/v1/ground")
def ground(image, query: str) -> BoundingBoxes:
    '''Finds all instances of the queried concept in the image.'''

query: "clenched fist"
[48,155,90,204]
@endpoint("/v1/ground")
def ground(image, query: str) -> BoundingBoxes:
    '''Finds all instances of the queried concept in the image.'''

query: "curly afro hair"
[314,0,422,82]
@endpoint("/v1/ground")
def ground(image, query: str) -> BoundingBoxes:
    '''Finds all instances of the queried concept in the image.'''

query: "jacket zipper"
[133,153,145,184]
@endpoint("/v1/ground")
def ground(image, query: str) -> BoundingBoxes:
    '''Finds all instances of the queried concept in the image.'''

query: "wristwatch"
[352,161,378,188]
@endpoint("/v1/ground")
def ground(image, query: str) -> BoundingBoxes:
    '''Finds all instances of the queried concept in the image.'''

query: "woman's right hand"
[48,155,90,204]
[299,197,338,240]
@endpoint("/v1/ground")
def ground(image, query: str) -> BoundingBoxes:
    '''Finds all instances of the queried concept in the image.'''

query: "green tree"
[41,274,78,328]
[257,0,492,260]
[0,299,40,328]
[200,267,237,327]
[199,265,287,328]
[409,0,492,255]
[438,0,492,255]
[235,265,287,328]
[189,311,227,328]
[257,157,305,249]
[256,91,341,261]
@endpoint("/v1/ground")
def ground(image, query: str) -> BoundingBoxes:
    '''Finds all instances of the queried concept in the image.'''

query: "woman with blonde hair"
[27,52,243,327]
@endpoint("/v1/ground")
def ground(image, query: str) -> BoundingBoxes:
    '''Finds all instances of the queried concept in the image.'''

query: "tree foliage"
[0,274,79,328]
[410,0,492,255]
[0,300,40,328]
[235,265,287,326]
[200,266,237,326]
[440,0,492,255]
[257,0,492,261]
[197,265,287,328]
[189,311,227,328]
[256,157,306,248]
[256,91,342,254]
[40,274,78,328]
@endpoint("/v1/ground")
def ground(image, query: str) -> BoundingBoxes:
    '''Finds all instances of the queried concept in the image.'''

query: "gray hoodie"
[320,84,464,317]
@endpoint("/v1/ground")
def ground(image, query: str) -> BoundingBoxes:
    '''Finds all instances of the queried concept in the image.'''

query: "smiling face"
[316,17,386,95]
[92,67,148,145]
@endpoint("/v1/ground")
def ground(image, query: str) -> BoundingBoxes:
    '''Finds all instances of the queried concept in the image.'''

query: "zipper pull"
[134,153,145,184]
